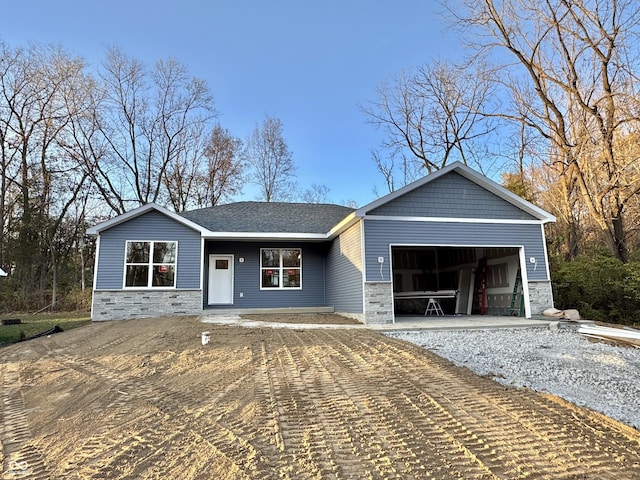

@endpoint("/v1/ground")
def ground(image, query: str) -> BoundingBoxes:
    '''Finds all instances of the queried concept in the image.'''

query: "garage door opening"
[391,246,523,317]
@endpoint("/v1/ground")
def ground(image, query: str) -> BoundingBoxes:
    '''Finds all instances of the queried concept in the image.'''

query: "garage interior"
[391,246,523,317]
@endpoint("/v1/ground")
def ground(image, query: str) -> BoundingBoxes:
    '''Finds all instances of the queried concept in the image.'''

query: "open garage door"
[391,246,524,316]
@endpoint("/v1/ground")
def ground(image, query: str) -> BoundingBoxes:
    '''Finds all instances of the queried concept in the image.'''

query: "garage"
[391,246,523,317]
[355,162,556,324]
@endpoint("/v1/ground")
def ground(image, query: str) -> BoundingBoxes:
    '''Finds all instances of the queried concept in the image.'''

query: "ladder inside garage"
[509,269,524,316]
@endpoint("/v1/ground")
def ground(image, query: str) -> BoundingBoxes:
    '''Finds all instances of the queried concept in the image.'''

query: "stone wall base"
[92,290,202,321]
[528,281,554,316]
[363,282,394,325]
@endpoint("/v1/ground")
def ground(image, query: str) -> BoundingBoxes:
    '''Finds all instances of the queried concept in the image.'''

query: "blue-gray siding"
[326,221,364,313]
[370,172,537,221]
[205,241,326,309]
[95,211,201,289]
[363,220,549,282]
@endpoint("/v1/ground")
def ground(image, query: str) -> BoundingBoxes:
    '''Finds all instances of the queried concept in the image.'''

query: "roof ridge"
[181,201,354,214]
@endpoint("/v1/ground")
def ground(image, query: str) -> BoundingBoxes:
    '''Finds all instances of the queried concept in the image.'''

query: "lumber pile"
[577,324,640,348]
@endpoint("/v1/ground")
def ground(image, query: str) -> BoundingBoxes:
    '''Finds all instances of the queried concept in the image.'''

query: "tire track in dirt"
[279,329,497,479]
[1,363,51,479]
[341,330,640,478]
[354,333,600,476]
[389,334,640,474]
[36,339,270,479]
[339,333,574,477]
[7,318,640,479]
[272,329,413,478]
[253,335,348,479]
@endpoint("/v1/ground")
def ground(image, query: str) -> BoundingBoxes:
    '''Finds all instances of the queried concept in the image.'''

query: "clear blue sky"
[0,1,458,207]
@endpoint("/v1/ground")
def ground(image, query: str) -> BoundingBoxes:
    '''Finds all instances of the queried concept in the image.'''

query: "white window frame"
[123,240,178,289]
[260,248,302,290]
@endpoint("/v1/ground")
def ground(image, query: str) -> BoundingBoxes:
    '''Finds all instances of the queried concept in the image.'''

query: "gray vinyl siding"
[370,172,537,221]
[363,219,549,282]
[95,210,201,289]
[205,241,326,309]
[326,221,363,313]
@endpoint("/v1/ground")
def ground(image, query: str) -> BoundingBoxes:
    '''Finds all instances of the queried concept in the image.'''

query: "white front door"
[208,255,234,305]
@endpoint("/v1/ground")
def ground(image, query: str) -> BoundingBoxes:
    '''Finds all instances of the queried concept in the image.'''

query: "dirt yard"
[1,315,640,479]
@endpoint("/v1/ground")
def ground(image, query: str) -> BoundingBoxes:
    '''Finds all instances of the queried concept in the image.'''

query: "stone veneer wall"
[363,282,394,325]
[527,280,554,316]
[92,290,202,321]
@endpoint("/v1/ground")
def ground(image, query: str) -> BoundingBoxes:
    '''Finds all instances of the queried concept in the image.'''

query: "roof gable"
[368,171,537,220]
[86,204,207,236]
[179,202,354,234]
[357,162,555,223]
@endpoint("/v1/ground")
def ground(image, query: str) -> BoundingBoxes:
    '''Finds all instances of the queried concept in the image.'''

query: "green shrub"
[0,278,91,313]
[552,251,640,325]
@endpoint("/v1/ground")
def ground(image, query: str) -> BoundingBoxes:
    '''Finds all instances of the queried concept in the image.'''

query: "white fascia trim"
[202,232,328,240]
[540,223,552,280]
[87,203,208,236]
[389,242,523,248]
[364,215,546,225]
[327,211,358,239]
[450,166,556,223]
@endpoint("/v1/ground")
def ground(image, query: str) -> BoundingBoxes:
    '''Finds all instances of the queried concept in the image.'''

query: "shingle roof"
[179,202,355,234]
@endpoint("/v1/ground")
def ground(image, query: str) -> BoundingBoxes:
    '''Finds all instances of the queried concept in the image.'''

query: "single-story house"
[87,161,556,324]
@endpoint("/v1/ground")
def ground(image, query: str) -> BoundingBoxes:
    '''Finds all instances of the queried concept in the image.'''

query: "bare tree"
[301,183,330,203]
[163,123,244,211]
[363,60,497,188]
[81,47,216,214]
[0,42,90,306]
[161,122,207,212]
[0,42,20,269]
[449,0,640,261]
[244,115,297,202]
[371,149,423,194]
[197,124,244,207]
[341,198,359,209]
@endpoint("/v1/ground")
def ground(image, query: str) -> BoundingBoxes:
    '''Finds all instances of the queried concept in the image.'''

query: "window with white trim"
[124,241,177,288]
[260,248,301,289]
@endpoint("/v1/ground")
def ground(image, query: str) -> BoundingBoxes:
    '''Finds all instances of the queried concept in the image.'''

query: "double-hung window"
[260,248,301,289]
[125,241,177,288]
